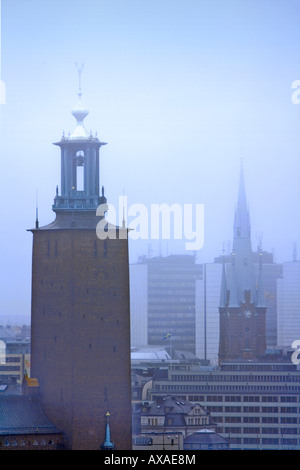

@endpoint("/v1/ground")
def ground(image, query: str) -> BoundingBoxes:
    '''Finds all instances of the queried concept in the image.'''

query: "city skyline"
[0,0,300,322]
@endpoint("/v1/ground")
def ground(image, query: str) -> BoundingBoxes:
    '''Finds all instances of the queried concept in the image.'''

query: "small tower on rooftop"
[53,63,107,214]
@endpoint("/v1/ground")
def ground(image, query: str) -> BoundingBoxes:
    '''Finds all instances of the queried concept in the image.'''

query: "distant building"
[218,166,266,362]
[195,262,223,365]
[252,251,282,348]
[213,251,282,351]
[131,368,155,403]
[130,254,202,354]
[195,167,282,366]
[129,263,148,347]
[132,432,184,450]
[277,261,300,349]
[0,328,31,384]
[183,429,229,450]
[131,346,172,368]
[0,351,30,385]
[0,324,30,342]
[132,395,218,450]
[147,355,300,450]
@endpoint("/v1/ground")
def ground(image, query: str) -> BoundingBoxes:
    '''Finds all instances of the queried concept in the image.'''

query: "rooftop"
[184,429,228,445]
[0,395,61,436]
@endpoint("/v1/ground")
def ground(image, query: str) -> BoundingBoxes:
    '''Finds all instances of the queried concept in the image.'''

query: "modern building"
[129,262,148,347]
[0,326,31,384]
[195,262,223,365]
[27,74,132,449]
[0,351,30,385]
[130,254,203,354]
[277,261,300,349]
[252,251,282,348]
[145,356,300,450]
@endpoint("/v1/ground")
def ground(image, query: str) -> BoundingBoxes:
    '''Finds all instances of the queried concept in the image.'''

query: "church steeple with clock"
[218,164,267,362]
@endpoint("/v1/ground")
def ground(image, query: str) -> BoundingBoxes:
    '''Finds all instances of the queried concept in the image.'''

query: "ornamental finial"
[70,63,89,140]
[75,62,84,97]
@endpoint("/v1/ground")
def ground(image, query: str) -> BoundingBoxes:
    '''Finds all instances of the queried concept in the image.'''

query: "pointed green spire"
[232,163,256,304]
[234,160,251,239]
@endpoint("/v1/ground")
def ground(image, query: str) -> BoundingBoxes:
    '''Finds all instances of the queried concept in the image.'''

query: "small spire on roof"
[101,412,115,450]
[35,190,39,229]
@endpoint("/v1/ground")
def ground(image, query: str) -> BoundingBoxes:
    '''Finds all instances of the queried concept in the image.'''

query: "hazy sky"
[0,0,300,322]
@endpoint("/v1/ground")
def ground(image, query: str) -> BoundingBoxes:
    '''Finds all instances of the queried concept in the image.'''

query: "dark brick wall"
[219,307,266,361]
[30,227,132,450]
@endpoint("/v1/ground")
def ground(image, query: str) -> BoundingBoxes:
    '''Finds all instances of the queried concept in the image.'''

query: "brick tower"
[28,70,132,450]
[218,164,266,362]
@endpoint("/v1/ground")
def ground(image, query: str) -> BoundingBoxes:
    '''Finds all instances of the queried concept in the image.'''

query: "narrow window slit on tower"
[75,150,85,191]
[76,164,84,191]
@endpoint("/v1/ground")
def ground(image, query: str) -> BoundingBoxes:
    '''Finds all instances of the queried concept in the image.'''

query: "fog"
[0,0,299,323]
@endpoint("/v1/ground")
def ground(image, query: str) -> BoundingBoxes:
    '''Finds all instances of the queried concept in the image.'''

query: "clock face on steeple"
[244,309,252,318]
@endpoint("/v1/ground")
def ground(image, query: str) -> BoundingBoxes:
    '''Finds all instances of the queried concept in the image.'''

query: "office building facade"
[130,254,202,354]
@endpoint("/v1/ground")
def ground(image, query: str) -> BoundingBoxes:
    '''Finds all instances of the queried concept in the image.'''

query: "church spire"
[232,162,256,304]
[233,160,251,239]
[218,162,267,362]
